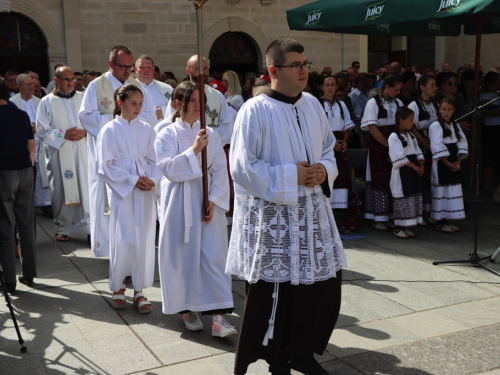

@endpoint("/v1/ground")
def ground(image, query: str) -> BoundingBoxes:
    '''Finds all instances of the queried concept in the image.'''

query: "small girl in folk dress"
[96,84,162,313]
[408,75,439,224]
[388,107,425,239]
[429,98,468,233]
[155,81,237,337]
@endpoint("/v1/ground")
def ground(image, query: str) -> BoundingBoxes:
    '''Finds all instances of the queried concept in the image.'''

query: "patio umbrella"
[287,0,500,171]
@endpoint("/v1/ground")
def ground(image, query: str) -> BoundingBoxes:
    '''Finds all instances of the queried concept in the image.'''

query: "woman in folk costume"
[319,75,355,210]
[96,84,161,313]
[361,75,404,231]
[429,98,468,233]
[408,75,439,225]
[389,107,425,239]
[155,81,236,337]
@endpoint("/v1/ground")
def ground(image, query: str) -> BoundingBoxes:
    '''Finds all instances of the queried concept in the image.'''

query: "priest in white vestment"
[226,39,347,375]
[161,55,233,144]
[96,84,161,313]
[156,81,237,337]
[135,55,173,126]
[36,66,90,242]
[78,45,156,257]
[10,73,52,210]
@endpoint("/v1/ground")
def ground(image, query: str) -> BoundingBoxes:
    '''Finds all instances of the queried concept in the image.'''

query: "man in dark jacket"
[0,80,37,294]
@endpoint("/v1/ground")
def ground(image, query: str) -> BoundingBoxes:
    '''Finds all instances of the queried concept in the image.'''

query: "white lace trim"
[225,192,347,285]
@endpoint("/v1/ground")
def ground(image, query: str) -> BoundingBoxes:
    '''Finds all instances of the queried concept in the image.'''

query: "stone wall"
[7,0,498,83]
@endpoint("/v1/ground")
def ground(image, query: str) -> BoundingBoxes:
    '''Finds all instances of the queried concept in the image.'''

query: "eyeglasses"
[275,61,312,71]
[113,62,134,71]
[354,65,360,69]
[447,81,458,86]
[58,77,77,83]
[21,83,35,87]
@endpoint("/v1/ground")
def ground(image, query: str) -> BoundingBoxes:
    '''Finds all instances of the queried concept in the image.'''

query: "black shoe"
[269,363,291,375]
[290,357,328,375]
[18,276,34,287]
[4,283,16,294]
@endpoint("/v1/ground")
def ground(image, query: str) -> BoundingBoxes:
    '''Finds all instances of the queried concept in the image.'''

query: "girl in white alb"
[155,81,237,338]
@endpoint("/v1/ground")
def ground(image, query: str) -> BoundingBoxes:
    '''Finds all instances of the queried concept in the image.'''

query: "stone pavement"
[1,201,500,375]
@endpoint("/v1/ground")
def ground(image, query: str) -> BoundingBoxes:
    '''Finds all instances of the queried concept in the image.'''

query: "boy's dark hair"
[266,38,304,68]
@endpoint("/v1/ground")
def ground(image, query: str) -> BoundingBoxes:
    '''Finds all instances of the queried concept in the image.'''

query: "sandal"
[435,224,454,233]
[448,224,461,232]
[112,284,127,309]
[372,222,388,231]
[404,229,416,238]
[134,292,152,314]
[393,229,409,239]
[55,234,70,242]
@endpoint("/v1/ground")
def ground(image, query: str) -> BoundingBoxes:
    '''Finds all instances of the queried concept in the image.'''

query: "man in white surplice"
[79,45,156,257]
[37,66,90,242]
[160,55,233,143]
[135,55,173,126]
[10,73,52,211]
[226,38,347,375]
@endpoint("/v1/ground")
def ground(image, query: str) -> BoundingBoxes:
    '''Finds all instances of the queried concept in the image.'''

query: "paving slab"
[1,204,500,375]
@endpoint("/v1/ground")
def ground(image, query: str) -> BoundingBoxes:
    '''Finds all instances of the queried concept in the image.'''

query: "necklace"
[379,93,393,104]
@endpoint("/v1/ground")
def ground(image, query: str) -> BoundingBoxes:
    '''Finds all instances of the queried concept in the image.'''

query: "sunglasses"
[447,81,458,86]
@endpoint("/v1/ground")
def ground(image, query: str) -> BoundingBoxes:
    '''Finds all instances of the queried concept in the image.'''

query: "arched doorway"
[0,12,49,85]
[209,32,259,79]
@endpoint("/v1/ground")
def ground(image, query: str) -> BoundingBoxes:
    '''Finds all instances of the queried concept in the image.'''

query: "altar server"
[155,81,236,337]
[96,84,161,313]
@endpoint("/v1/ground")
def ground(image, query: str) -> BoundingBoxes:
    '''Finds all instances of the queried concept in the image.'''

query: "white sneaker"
[183,312,204,331]
[404,229,416,238]
[212,315,237,338]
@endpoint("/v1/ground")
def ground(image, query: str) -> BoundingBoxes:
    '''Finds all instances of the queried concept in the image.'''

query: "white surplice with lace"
[226,93,347,286]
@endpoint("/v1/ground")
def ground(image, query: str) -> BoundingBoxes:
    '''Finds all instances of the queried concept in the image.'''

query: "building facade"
[1,0,498,85]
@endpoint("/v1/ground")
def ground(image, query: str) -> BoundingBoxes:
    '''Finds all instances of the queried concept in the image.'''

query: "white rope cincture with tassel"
[262,281,280,346]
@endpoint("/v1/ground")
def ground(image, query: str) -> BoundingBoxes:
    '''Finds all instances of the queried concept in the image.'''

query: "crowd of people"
[1,39,499,375]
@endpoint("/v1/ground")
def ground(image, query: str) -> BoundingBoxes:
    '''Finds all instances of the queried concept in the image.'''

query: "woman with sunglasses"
[435,72,469,132]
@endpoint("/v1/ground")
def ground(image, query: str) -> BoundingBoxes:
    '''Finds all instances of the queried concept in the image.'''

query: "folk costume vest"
[47,92,86,206]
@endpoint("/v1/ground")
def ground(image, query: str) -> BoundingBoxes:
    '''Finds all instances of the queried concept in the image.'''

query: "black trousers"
[0,168,37,284]
[234,271,343,375]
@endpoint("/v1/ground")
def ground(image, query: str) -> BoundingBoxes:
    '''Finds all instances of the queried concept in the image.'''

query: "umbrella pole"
[470,15,483,176]
[190,0,210,216]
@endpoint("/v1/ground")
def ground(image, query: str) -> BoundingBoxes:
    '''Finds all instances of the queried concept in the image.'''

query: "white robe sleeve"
[78,81,114,138]
[144,126,163,199]
[214,90,233,146]
[155,127,202,182]
[413,136,425,161]
[408,101,420,127]
[456,125,468,159]
[97,124,139,200]
[36,98,66,150]
[138,83,157,126]
[229,105,299,205]
[341,101,355,131]
[207,130,230,212]
[429,122,450,160]
[389,133,410,169]
[360,98,378,131]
